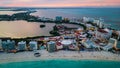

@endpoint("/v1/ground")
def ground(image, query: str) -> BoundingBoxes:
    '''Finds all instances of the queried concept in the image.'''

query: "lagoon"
[0,20,80,38]
[0,21,55,38]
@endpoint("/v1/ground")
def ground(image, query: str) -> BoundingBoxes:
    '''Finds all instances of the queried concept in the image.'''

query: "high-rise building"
[70,17,78,23]
[63,18,69,22]
[17,41,26,51]
[47,41,56,52]
[0,39,2,50]
[1,40,15,52]
[29,41,38,51]
[93,20,99,25]
[55,16,62,22]
[99,22,103,28]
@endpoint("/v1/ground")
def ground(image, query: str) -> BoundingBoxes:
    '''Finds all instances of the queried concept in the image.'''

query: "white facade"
[83,17,94,23]
[83,17,89,23]
[29,41,38,50]
[93,19,103,28]
[99,22,103,28]
[70,17,79,23]
[18,41,26,51]
[93,20,99,25]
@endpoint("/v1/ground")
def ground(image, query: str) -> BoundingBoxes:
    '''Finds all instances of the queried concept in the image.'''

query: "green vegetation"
[0,10,86,38]
[49,25,60,36]
[87,21,96,26]
[49,30,60,36]
[0,11,41,22]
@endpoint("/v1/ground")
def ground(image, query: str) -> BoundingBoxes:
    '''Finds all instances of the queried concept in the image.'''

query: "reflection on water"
[0,21,55,38]
[0,20,80,38]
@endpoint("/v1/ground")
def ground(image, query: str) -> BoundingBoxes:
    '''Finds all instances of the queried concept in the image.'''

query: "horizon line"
[0,6,120,8]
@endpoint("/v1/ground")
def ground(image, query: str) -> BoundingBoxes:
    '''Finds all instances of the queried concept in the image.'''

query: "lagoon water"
[0,60,120,68]
[0,21,55,38]
[0,21,80,38]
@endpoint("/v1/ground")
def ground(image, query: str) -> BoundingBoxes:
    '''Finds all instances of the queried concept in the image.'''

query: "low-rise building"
[103,38,117,51]
[56,41,63,50]
[96,28,112,40]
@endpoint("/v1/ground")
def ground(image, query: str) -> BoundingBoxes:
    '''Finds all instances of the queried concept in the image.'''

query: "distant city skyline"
[0,0,120,7]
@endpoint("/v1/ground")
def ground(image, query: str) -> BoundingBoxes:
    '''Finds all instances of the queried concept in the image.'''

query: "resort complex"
[0,0,120,67]
[0,9,120,63]
[0,16,120,55]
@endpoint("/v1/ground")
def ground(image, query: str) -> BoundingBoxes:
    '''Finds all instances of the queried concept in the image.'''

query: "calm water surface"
[0,20,79,38]
[0,21,55,38]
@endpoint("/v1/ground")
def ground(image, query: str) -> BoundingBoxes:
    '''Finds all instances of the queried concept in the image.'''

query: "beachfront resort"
[0,16,120,63]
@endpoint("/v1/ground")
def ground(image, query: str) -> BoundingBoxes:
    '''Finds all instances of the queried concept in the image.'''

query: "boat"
[34,52,41,57]
[40,24,45,28]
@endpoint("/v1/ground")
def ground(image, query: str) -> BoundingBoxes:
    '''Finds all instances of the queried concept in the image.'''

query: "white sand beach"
[0,11,27,15]
[0,50,120,63]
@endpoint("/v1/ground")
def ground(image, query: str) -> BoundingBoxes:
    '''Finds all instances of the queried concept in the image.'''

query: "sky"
[0,0,120,7]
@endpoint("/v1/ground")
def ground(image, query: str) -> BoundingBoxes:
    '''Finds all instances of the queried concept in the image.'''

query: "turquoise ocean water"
[34,8,120,30]
[0,60,120,68]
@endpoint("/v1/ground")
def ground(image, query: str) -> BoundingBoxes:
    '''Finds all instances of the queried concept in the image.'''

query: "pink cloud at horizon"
[0,0,120,7]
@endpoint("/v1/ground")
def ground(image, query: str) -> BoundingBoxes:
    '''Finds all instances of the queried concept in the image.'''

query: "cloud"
[0,0,120,7]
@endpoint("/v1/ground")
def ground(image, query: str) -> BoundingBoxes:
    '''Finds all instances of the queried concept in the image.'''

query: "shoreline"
[0,50,120,64]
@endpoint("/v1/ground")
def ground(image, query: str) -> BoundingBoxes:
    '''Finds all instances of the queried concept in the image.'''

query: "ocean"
[0,8,120,38]
[0,60,120,68]
[0,8,120,68]
[31,8,120,30]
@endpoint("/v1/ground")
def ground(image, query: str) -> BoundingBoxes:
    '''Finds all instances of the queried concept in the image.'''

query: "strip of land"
[0,50,120,64]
